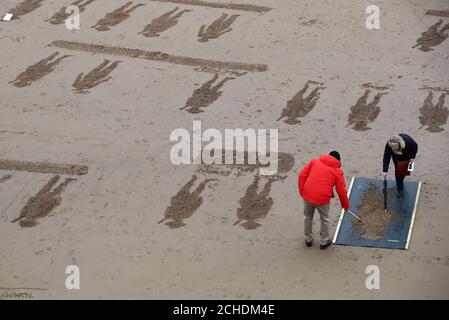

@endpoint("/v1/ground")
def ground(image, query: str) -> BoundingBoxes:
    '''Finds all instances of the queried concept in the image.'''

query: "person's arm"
[335,169,349,210]
[383,143,392,173]
[298,160,313,196]
[408,137,418,160]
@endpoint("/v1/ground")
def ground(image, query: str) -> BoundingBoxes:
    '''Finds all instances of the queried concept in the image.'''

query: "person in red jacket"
[298,151,350,249]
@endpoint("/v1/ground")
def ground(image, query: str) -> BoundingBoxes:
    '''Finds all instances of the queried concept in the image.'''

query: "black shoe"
[396,190,404,199]
[320,240,332,250]
[305,239,313,247]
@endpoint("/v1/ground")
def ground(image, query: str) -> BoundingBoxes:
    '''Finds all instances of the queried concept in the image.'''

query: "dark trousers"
[395,175,405,192]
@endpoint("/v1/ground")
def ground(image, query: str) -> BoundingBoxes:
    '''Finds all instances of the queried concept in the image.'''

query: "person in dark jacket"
[382,133,418,197]
[298,151,349,250]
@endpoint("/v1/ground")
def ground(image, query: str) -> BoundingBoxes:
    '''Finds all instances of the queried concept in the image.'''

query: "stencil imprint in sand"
[419,91,448,132]
[47,0,96,25]
[93,2,144,31]
[148,0,271,13]
[347,89,387,131]
[0,175,12,184]
[277,81,325,125]
[73,59,121,93]
[139,7,191,37]
[426,10,449,18]
[413,20,449,52]
[159,175,217,228]
[353,185,397,240]
[181,74,234,113]
[234,175,286,230]
[0,159,88,176]
[10,52,70,88]
[50,40,268,72]
[11,0,44,19]
[198,14,239,42]
[12,175,76,228]
[197,151,295,178]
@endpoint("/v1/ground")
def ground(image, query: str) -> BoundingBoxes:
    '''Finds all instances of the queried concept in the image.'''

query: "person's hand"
[382,172,388,179]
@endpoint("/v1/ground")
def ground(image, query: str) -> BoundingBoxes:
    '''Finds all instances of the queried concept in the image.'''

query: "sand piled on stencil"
[353,184,397,240]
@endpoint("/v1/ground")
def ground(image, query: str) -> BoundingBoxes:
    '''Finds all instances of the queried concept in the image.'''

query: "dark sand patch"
[0,175,13,184]
[12,176,76,228]
[234,175,281,229]
[159,175,217,228]
[73,59,121,93]
[198,14,239,42]
[414,19,449,52]
[0,159,88,176]
[419,91,448,132]
[353,184,397,240]
[47,0,96,25]
[197,151,294,177]
[277,81,325,125]
[180,74,234,113]
[10,52,70,87]
[49,40,268,72]
[148,0,271,13]
[426,10,449,18]
[11,0,44,19]
[139,7,191,37]
[347,89,386,131]
[361,83,391,91]
[93,2,144,31]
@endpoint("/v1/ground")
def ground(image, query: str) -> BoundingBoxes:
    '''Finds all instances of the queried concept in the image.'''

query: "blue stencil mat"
[333,177,421,250]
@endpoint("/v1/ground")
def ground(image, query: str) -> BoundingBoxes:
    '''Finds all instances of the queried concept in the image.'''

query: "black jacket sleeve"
[383,143,392,172]
[402,134,418,159]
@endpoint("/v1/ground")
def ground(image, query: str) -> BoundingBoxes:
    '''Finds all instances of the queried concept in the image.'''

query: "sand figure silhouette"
[198,13,239,42]
[277,81,325,124]
[347,90,386,131]
[159,175,217,228]
[181,74,234,113]
[234,176,278,230]
[10,52,71,87]
[12,175,76,228]
[413,19,449,52]
[11,0,44,19]
[419,91,448,132]
[93,2,144,31]
[0,175,12,184]
[139,7,191,37]
[73,59,121,93]
[47,0,96,25]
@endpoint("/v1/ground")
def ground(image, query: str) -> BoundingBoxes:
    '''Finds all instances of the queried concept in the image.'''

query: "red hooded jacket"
[298,155,350,209]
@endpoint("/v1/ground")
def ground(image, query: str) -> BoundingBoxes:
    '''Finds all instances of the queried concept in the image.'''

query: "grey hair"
[388,134,405,150]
